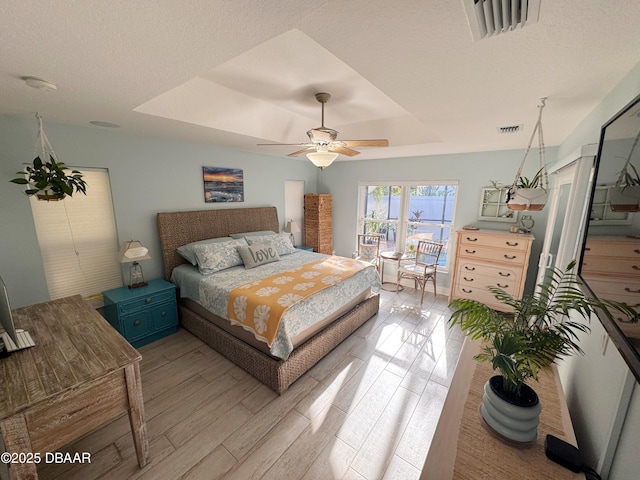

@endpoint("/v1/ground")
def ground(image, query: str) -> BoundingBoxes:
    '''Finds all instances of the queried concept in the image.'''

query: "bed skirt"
[178,294,380,394]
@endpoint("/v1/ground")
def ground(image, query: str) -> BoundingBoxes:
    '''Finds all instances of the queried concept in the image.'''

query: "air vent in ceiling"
[497,124,523,134]
[463,0,541,41]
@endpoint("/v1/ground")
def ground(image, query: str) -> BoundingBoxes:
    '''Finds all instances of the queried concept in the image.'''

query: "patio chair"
[397,240,443,304]
[355,234,382,270]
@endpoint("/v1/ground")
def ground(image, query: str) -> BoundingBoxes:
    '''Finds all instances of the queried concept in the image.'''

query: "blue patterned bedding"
[171,250,380,359]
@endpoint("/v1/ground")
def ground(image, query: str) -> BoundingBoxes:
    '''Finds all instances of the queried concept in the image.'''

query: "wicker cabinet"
[304,194,332,254]
[581,235,640,338]
[449,229,534,312]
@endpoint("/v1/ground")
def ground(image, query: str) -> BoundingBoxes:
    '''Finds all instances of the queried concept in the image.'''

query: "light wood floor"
[38,288,464,480]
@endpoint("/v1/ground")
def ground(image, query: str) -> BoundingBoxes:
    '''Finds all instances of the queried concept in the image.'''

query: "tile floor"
[39,287,465,480]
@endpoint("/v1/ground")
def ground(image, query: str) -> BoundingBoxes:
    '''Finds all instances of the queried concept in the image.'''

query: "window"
[358,182,458,269]
[29,168,122,302]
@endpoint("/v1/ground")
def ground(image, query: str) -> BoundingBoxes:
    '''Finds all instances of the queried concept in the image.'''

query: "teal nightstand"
[295,245,313,251]
[103,279,178,348]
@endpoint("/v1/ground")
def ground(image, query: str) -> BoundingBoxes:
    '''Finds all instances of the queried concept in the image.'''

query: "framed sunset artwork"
[202,167,244,203]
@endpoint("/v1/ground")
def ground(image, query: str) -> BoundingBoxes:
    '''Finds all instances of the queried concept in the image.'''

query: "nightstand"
[103,279,178,348]
[295,245,313,251]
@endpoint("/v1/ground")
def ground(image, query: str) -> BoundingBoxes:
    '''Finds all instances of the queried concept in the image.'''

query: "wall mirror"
[579,93,640,382]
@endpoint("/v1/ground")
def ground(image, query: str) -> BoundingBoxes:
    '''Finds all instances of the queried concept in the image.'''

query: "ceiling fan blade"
[341,139,389,147]
[287,147,316,157]
[257,143,312,147]
[331,146,360,157]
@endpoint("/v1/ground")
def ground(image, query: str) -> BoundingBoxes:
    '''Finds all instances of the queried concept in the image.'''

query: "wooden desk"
[0,295,149,479]
[421,339,584,479]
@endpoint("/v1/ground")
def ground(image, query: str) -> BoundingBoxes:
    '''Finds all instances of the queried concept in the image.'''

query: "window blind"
[29,168,122,300]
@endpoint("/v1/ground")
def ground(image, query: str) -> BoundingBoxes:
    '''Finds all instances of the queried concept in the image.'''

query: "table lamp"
[284,219,301,246]
[118,240,151,288]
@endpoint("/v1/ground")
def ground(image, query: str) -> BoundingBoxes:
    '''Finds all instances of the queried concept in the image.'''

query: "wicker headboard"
[157,206,280,280]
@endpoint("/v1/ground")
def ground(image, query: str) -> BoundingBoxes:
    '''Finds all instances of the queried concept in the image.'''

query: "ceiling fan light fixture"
[306,151,338,169]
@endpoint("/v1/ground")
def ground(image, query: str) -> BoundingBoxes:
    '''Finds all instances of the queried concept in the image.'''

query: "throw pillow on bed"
[237,242,281,269]
[177,237,247,266]
[247,233,297,256]
[192,239,246,274]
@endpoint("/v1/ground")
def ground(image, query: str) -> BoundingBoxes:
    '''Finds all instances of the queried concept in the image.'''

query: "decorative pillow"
[359,244,378,262]
[177,237,237,266]
[192,239,247,274]
[247,232,297,256]
[229,230,276,239]
[237,242,281,269]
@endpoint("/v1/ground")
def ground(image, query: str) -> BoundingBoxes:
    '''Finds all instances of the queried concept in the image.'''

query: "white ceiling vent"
[463,0,541,41]
[497,124,524,134]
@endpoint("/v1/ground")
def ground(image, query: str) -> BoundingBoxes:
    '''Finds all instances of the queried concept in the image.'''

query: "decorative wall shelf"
[478,188,518,222]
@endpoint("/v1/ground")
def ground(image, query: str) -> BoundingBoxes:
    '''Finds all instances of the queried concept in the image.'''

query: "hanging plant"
[9,113,87,201]
[507,99,549,211]
[11,155,87,200]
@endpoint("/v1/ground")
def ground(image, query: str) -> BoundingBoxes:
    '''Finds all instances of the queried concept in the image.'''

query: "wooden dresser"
[581,235,640,338]
[449,229,534,311]
[304,194,332,254]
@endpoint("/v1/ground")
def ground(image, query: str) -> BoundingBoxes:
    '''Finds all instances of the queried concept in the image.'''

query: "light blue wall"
[318,149,555,294]
[0,115,318,307]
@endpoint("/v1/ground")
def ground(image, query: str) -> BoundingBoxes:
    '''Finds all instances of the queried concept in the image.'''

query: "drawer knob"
[134,320,141,326]
[504,255,517,260]
[145,297,152,303]
[506,241,519,247]
[625,287,640,293]
[465,249,476,254]
[635,249,640,254]
[633,266,640,271]
[161,311,167,316]
[466,237,478,242]
[463,277,474,282]
[498,272,511,277]
[497,283,509,288]
[462,288,473,293]
[464,266,476,271]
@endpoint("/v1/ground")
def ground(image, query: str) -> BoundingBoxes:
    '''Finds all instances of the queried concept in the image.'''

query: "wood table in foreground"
[0,295,149,480]
[421,338,585,479]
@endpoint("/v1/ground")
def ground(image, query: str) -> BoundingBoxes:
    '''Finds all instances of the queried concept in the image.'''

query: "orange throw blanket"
[227,256,368,346]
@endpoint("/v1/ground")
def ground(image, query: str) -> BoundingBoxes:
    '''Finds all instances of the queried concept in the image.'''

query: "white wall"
[0,115,318,307]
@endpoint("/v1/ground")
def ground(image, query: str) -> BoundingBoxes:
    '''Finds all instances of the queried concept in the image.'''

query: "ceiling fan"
[258,92,389,168]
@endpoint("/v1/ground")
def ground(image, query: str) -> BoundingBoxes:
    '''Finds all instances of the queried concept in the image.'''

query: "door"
[535,152,595,288]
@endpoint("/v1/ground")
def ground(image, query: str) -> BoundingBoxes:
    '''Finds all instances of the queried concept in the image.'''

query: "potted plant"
[448,261,637,446]
[506,167,548,211]
[10,155,87,201]
[609,163,640,212]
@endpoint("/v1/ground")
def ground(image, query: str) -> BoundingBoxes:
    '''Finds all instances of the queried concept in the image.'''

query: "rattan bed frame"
[157,206,380,394]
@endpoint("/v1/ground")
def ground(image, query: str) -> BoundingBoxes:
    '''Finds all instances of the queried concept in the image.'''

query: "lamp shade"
[284,220,301,234]
[306,151,338,169]
[118,240,151,263]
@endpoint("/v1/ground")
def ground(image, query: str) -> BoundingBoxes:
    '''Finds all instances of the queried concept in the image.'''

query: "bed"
[157,206,380,394]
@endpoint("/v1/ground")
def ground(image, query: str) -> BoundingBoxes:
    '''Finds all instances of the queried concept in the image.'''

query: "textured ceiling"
[2,0,640,162]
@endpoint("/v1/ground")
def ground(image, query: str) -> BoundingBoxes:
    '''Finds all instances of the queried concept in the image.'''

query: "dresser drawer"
[581,257,640,276]
[118,289,175,314]
[151,302,178,330]
[584,240,640,259]
[457,244,527,265]
[458,233,528,252]
[583,276,640,308]
[457,262,520,282]
[456,266,520,295]
[451,285,514,312]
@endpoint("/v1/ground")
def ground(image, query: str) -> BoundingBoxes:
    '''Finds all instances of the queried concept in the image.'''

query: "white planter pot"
[507,188,547,211]
[609,186,640,212]
[480,376,540,446]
